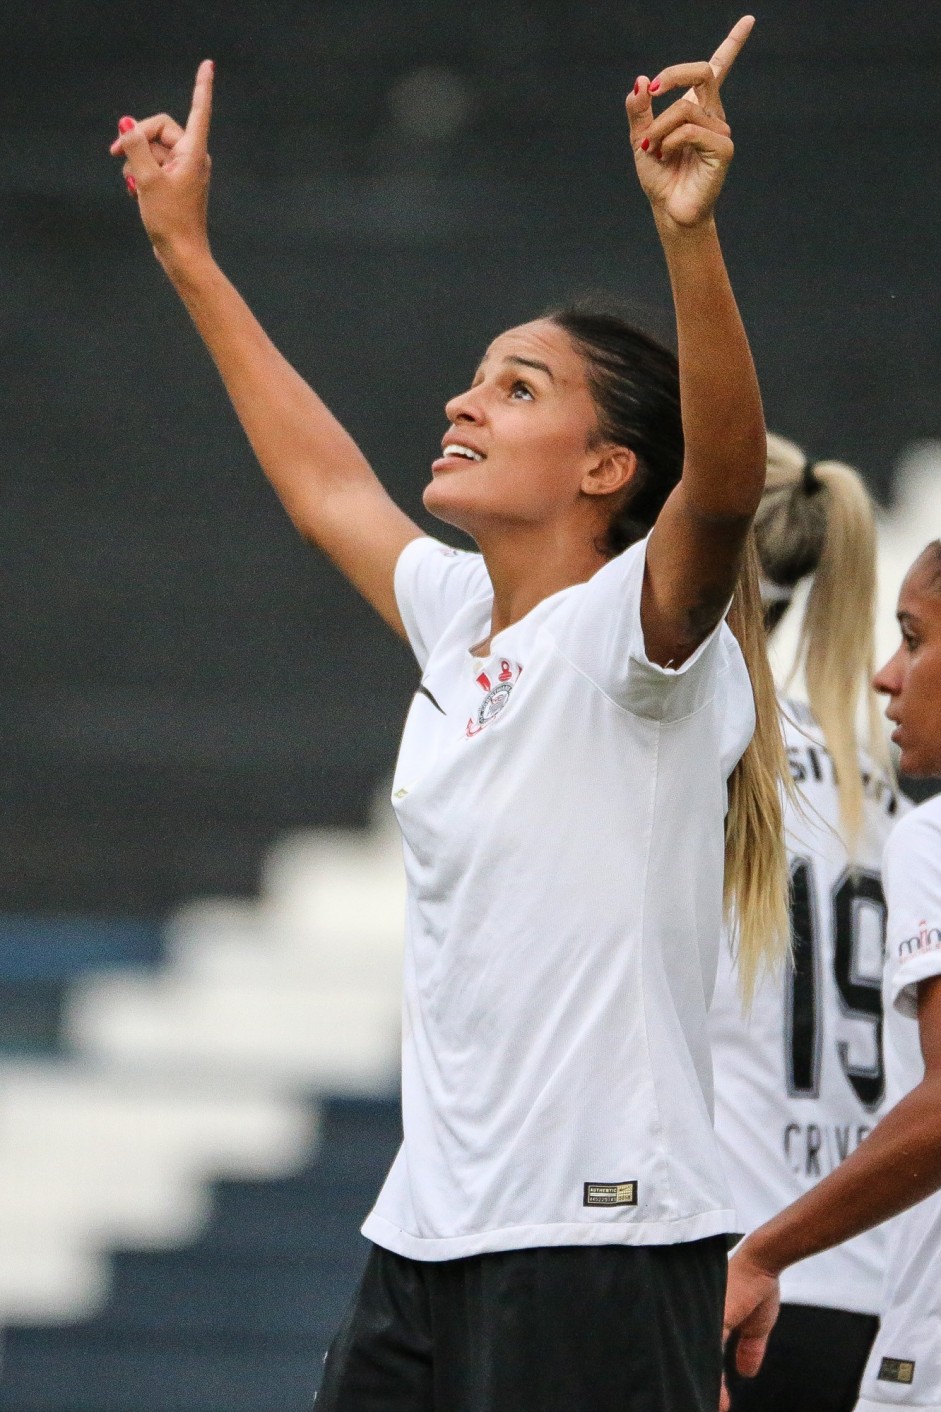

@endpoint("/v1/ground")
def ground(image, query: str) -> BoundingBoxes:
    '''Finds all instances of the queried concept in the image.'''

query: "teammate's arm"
[626,18,766,668]
[724,973,941,1387]
[111,62,421,637]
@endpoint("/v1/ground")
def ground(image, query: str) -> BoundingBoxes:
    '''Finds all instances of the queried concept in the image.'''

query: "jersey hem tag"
[583,1181,638,1207]
[878,1358,916,1385]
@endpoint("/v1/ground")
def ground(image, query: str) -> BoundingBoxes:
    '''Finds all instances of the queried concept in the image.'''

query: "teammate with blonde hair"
[711,432,902,1411]
[758,433,891,842]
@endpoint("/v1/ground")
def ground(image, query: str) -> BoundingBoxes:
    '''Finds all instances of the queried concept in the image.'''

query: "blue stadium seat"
[0,917,165,1055]
[0,917,164,982]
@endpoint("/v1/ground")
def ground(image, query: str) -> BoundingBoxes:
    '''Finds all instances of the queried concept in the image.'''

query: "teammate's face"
[873,548,941,778]
[425,320,628,539]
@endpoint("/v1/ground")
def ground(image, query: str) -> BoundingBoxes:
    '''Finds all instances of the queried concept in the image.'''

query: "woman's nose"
[444,386,485,425]
[873,647,903,695]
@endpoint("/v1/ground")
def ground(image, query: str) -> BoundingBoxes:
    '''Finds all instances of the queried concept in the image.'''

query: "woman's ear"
[581,446,638,498]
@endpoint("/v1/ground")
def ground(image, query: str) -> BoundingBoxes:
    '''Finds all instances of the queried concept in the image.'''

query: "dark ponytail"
[548,304,684,554]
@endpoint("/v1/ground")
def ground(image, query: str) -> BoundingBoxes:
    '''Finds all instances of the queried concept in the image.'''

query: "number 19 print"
[786,861,887,1111]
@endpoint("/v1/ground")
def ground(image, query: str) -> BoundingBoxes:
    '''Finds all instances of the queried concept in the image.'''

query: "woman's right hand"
[721,1239,781,1407]
[626,18,752,235]
[109,59,214,269]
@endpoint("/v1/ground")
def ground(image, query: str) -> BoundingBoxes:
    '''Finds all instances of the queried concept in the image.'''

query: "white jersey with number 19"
[709,697,904,1315]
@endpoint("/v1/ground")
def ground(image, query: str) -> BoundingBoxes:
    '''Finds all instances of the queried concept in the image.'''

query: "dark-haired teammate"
[725,539,941,1412]
[113,20,792,1410]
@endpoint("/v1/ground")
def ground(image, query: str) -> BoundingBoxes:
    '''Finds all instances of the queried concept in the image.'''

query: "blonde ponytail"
[725,532,794,1003]
[756,434,889,848]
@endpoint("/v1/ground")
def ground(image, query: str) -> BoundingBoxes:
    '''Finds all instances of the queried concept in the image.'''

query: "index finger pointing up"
[185,59,214,150]
[709,15,755,86]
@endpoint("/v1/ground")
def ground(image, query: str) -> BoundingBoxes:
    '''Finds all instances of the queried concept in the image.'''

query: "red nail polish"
[640,138,650,151]
[118,116,135,134]
[649,78,661,93]
[633,80,640,95]
[125,174,137,195]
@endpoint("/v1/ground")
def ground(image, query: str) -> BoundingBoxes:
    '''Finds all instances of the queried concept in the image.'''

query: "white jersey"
[362,534,755,1261]
[856,795,941,1411]
[710,698,903,1314]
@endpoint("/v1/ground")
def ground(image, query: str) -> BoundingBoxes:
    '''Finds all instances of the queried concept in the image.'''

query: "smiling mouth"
[439,443,485,463]
[432,443,486,474]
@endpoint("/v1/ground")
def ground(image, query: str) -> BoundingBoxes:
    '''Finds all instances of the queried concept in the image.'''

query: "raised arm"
[626,18,766,667]
[111,61,421,636]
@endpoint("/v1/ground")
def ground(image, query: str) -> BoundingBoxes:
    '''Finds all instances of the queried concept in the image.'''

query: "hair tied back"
[801,458,824,496]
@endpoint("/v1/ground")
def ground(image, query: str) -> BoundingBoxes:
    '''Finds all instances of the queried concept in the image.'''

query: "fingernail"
[640,137,650,151]
[649,78,661,93]
[633,80,640,95]
[125,174,137,195]
[118,116,135,134]
[208,59,215,73]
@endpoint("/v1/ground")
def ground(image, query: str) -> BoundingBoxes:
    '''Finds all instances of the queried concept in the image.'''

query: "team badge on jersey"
[878,1358,916,1385]
[466,659,521,737]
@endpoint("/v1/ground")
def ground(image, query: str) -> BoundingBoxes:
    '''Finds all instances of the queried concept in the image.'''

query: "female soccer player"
[710,434,903,1412]
[112,20,790,1410]
[724,539,941,1412]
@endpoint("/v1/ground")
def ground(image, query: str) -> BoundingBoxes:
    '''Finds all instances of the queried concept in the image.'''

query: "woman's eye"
[903,633,919,652]
[510,381,534,400]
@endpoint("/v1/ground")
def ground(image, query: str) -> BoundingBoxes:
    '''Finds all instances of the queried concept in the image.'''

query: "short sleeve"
[394,536,492,670]
[557,535,753,735]
[883,802,941,1019]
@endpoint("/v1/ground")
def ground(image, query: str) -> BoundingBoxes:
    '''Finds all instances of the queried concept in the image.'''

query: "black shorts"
[725,1302,879,1412]
[314,1237,727,1412]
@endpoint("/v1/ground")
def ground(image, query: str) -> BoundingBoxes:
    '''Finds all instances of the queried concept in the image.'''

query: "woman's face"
[424,319,626,538]
[873,547,941,778]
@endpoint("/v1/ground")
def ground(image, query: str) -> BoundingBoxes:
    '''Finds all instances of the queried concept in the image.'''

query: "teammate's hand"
[109,60,214,265]
[626,16,753,231]
[721,1238,781,1405]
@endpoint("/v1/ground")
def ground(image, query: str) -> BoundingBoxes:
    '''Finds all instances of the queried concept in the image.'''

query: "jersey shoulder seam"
[545,634,719,725]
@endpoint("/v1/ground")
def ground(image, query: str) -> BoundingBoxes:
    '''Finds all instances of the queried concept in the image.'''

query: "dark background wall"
[2,1,939,912]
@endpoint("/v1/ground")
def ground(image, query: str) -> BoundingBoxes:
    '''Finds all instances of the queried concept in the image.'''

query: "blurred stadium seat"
[0,813,404,1410]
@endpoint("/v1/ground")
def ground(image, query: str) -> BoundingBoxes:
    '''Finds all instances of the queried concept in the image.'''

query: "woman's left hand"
[626,15,754,231]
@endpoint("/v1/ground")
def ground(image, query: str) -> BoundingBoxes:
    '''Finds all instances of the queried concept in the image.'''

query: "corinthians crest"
[466,659,521,737]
